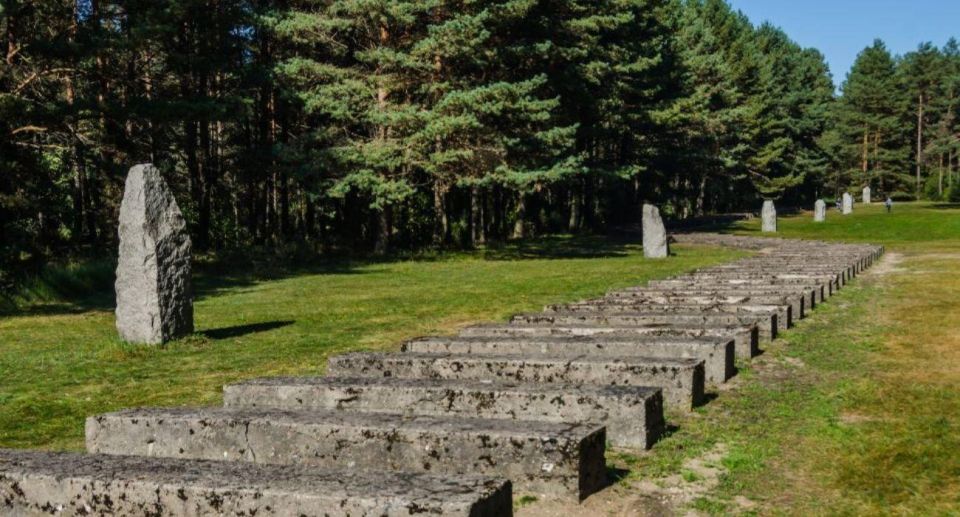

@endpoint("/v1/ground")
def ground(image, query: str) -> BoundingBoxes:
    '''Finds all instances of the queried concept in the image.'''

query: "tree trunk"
[939,153,944,197]
[433,183,448,245]
[861,128,869,178]
[373,206,390,255]
[198,72,213,250]
[568,183,580,232]
[512,193,526,240]
[695,174,708,216]
[473,187,486,245]
[917,92,924,199]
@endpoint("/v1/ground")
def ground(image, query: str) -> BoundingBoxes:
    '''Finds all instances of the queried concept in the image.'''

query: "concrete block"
[326,352,705,411]
[224,377,664,449]
[459,324,758,360]
[87,408,606,500]
[404,335,735,384]
[0,449,512,516]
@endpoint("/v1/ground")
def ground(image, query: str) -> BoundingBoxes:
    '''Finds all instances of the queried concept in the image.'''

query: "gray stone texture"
[514,310,777,343]
[642,204,669,258]
[326,352,706,410]
[814,199,826,222]
[650,278,829,302]
[862,186,871,204]
[460,323,760,360]
[842,192,853,214]
[403,335,734,384]
[550,302,789,331]
[224,377,664,449]
[115,163,193,344]
[0,449,511,516]
[761,200,777,232]
[604,291,805,320]
[87,408,605,500]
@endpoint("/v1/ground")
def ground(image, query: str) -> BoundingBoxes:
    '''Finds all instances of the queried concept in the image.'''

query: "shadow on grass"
[476,234,635,261]
[606,466,632,486]
[201,320,294,339]
[4,234,638,317]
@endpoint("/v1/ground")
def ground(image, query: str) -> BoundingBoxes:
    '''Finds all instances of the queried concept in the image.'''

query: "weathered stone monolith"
[761,200,777,232]
[115,164,193,344]
[862,186,871,204]
[814,199,826,222]
[642,204,669,258]
[842,193,853,215]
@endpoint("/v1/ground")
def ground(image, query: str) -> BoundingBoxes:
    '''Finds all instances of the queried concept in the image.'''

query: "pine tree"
[900,42,944,198]
[837,40,910,197]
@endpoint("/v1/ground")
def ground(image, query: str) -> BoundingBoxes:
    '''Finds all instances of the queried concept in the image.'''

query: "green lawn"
[612,201,960,515]
[4,203,959,514]
[730,201,960,251]
[0,237,743,451]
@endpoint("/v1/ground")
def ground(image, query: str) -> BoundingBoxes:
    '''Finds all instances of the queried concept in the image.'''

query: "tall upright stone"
[642,204,669,258]
[115,164,193,344]
[842,192,853,215]
[814,199,826,222]
[862,186,871,204]
[761,200,777,232]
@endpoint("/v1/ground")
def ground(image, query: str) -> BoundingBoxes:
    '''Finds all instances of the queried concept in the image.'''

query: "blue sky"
[728,0,960,90]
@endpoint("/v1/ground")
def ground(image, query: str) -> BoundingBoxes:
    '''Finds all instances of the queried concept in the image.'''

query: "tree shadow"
[201,320,294,340]
[192,260,362,301]
[4,233,638,317]
[477,234,635,261]
[929,203,960,210]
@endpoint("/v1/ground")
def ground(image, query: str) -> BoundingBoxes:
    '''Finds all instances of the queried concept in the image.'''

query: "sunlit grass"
[0,236,743,451]
[619,202,960,514]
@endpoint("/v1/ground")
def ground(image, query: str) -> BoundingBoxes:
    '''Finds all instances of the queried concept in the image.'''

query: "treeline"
[829,39,960,201]
[0,0,945,282]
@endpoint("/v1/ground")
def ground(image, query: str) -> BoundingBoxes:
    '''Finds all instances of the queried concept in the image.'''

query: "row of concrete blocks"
[0,235,884,516]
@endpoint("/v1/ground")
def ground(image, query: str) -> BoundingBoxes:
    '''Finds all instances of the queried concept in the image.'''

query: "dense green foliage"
[828,39,960,201]
[2,0,958,285]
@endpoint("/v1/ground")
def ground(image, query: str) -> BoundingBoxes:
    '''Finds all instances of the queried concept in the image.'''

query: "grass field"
[607,202,960,515]
[3,203,959,515]
[0,237,743,451]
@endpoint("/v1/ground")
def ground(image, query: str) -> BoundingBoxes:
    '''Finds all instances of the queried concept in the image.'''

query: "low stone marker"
[761,200,777,232]
[643,204,669,258]
[814,199,826,222]
[862,186,871,204]
[115,164,193,344]
[842,192,853,215]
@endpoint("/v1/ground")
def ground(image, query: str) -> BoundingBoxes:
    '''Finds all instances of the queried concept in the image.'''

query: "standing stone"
[842,192,853,215]
[761,200,777,232]
[862,186,871,204]
[642,204,669,258]
[814,199,826,222]
[115,164,193,344]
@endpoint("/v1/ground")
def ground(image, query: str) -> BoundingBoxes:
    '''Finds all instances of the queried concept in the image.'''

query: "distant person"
[836,199,842,211]
[885,197,893,213]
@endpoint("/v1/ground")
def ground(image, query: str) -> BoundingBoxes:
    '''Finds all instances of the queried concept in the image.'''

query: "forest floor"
[3,203,960,515]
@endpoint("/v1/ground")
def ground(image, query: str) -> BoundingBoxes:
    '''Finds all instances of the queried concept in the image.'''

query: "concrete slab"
[86,408,606,500]
[512,310,777,343]
[326,352,706,410]
[224,377,664,449]
[0,449,512,516]
[403,335,735,384]
[460,323,758,359]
